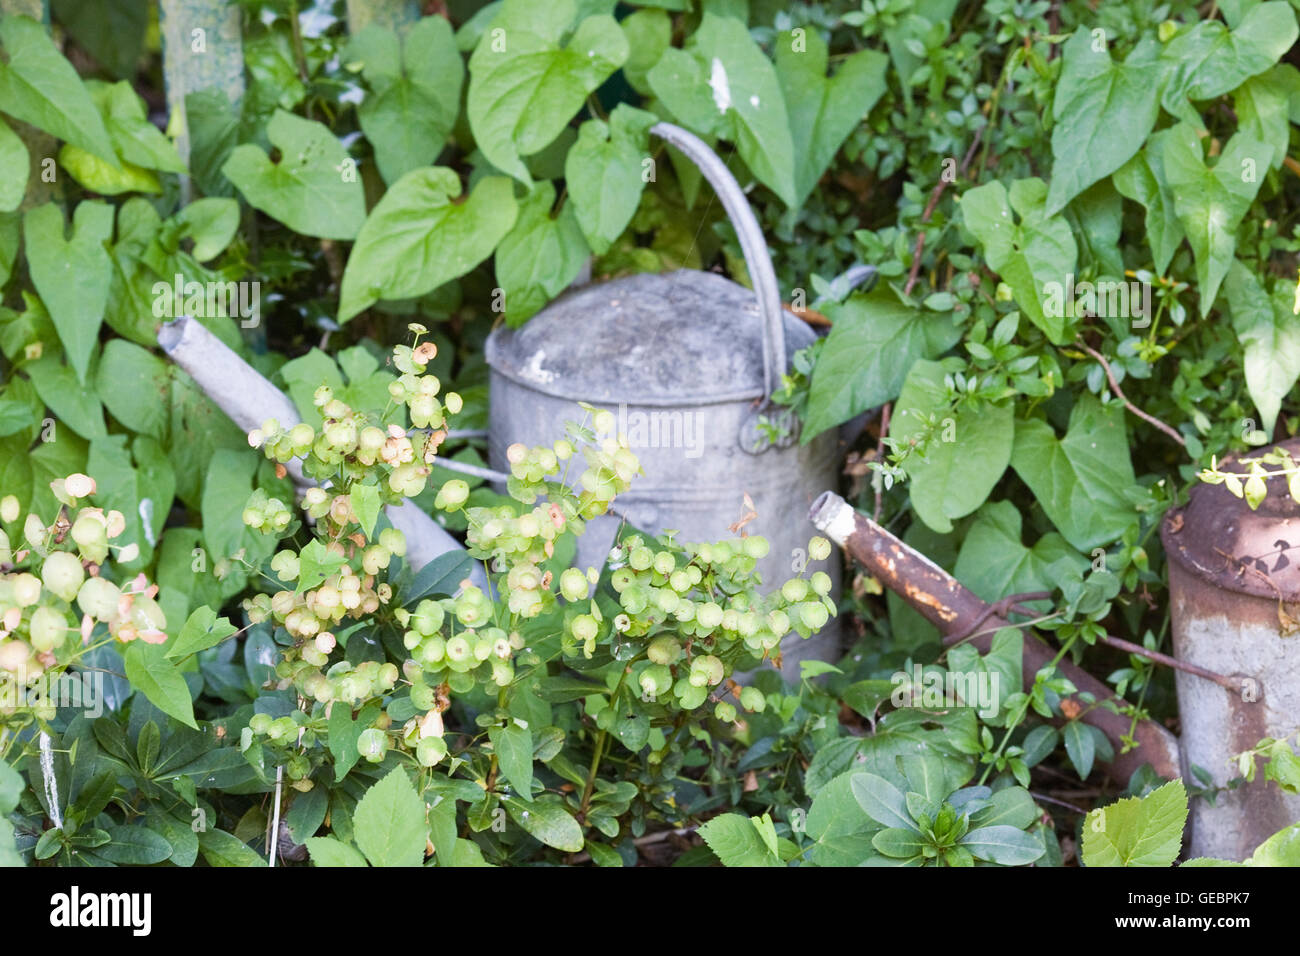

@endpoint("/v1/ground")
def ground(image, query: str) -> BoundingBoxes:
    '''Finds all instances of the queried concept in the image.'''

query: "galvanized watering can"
[485,123,843,676]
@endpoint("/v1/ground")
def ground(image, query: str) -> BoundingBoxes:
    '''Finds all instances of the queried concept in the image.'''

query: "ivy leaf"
[891,359,1014,534]
[0,117,29,213]
[564,105,657,254]
[467,0,627,184]
[221,109,365,240]
[124,641,198,730]
[166,606,238,660]
[649,13,796,207]
[89,79,186,173]
[172,198,241,262]
[353,768,428,867]
[23,201,114,384]
[802,286,961,441]
[1112,146,1185,275]
[338,167,518,322]
[0,14,117,164]
[1224,260,1300,438]
[953,501,1087,607]
[347,16,464,185]
[697,812,783,866]
[494,181,589,326]
[1081,779,1188,867]
[488,723,533,801]
[1046,32,1164,214]
[1160,2,1298,126]
[1010,394,1138,552]
[960,179,1077,343]
[503,796,584,852]
[775,30,888,208]
[1158,124,1267,315]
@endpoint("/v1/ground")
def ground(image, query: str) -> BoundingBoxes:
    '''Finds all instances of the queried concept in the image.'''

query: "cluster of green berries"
[601,533,834,720]
[0,476,165,723]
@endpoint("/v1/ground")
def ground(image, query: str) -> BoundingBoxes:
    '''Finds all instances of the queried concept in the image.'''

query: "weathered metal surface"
[1161,437,1300,859]
[810,491,1183,782]
[486,275,842,677]
[485,123,843,679]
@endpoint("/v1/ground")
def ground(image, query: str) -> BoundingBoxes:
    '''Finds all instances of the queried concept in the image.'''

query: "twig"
[903,127,985,297]
[1030,791,1087,814]
[1095,633,1240,692]
[1076,341,1187,447]
[872,403,891,521]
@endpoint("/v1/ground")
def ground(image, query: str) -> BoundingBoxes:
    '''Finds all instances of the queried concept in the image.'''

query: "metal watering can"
[485,123,844,676]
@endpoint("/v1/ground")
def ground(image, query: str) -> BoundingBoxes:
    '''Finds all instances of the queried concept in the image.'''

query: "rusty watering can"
[485,123,846,677]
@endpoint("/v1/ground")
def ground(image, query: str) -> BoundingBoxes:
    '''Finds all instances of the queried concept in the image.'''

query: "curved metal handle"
[649,122,784,404]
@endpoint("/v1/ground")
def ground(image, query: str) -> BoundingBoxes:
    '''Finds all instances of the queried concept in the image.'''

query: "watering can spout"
[155,315,487,588]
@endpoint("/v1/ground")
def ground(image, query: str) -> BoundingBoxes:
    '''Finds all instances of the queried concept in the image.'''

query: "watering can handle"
[649,123,785,406]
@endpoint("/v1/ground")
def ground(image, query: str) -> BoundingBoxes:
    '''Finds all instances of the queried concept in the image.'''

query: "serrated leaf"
[353,768,428,867]
[1081,778,1188,867]
[305,836,369,867]
[697,812,782,866]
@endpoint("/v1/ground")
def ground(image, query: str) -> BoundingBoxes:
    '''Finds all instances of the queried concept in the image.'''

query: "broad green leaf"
[51,0,149,80]
[305,836,369,867]
[802,286,961,441]
[347,16,464,184]
[960,179,1077,342]
[1063,719,1097,779]
[23,201,114,384]
[339,168,517,322]
[1081,779,1188,867]
[354,769,428,867]
[96,339,170,439]
[1112,146,1184,275]
[619,7,670,94]
[565,105,657,254]
[891,359,1014,534]
[0,400,33,438]
[351,483,382,539]
[26,354,107,439]
[959,825,1045,866]
[494,181,589,325]
[1046,32,1163,214]
[648,13,796,207]
[61,147,156,200]
[503,796,584,853]
[776,30,888,207]
[88,79,186,173]
[697,812,782,866]
[198,828,267,867]
[1242,821,1300,865]
[488,724,533,802]
[0,760,22,814]
[0,15,116,164]
[87,432,173,570]
[124,640,197,729]
[1233,64,1300,169]
[1224,260,1300,438]
[167,606,238,660]
[971,787,1039,830]
[222,110,365,240]
[953,500,1087,606]
[872,827,928,858]
[1010,394,1138,552]
[200,449,278,590]
[172,198,241,262]
[1160,2,1297,126]
[97,825,173,864]
[467,0,627,183]
[1159,125,1267,315]
[850,772,917,831]
[0,117,28,212]
[296,538,348,593]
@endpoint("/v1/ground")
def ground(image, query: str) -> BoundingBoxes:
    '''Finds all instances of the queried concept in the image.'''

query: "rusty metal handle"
[648,122,784,407]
